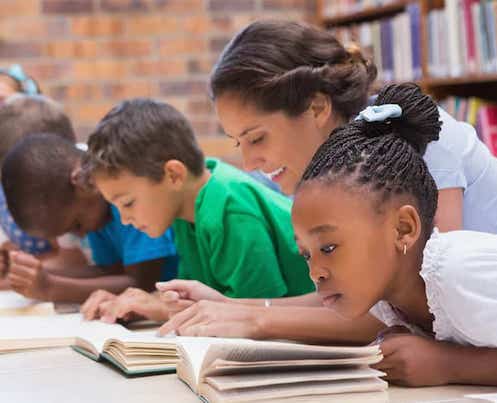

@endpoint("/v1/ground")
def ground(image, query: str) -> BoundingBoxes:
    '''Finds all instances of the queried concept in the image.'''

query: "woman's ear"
[163,160,188,189]
[395,205,422,254]
[309,92,333,130]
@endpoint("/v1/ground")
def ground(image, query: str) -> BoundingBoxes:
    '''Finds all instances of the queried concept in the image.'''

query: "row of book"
[428,0,497,78]
[440,96,497,156]
[322,0,398,17]
[331,4,422,83]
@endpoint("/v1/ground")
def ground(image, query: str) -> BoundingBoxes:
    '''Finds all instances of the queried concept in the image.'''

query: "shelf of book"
[422,74,497,87]
[318,0,497,101]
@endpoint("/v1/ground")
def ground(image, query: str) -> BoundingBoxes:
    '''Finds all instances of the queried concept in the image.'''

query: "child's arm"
[7,251,163,303]
[158,300,384,344]
[373,333,497,386]
[157,279,324,316]
[434,188,463,232]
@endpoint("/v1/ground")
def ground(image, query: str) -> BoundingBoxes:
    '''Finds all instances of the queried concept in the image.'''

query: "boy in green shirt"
[82,98,314,323]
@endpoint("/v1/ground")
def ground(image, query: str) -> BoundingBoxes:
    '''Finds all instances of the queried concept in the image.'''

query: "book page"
[0,290,55,316]
[0,313,83,351]
[205,367,385,391]
[203,355,383,377]
[176,337,255,388]
[74,318,131,355]
[199,377,388,403]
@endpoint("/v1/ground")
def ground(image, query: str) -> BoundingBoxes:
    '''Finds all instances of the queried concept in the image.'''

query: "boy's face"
[291,182,400,319]
[34,191,109,239]
[94,170,180,238]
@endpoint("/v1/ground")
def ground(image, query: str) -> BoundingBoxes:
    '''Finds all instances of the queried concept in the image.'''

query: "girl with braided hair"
[292,83,497,386]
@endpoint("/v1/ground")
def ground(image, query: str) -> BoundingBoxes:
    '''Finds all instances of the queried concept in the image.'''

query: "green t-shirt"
[172,158,314,298]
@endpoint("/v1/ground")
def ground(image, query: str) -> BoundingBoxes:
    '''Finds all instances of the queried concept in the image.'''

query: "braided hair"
[299,83,442,239]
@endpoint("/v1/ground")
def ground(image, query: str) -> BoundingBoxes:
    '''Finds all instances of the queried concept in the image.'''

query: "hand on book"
[98,287,170,323]
[7,251,51,300]
[158,300,260,338]
[372,332,451,387]
[156,280,227,315]
[81,289,117,320]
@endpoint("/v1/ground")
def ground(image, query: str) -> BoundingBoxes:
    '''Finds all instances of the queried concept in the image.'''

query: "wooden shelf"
[422,74,497,87]
[321,0,411,27]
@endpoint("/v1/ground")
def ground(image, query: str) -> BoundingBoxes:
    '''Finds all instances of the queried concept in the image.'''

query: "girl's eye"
[123,200,134,208]
[300,250,311,261]
[320,244,336,255]
[249,135,264,145]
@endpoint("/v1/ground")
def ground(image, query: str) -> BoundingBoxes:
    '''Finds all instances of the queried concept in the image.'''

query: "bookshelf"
[317,0,497,102]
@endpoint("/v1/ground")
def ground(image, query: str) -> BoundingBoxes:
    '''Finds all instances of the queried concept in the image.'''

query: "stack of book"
[428,0,497,78]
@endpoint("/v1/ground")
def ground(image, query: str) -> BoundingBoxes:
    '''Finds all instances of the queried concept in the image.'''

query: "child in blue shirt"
[1,134,178,306]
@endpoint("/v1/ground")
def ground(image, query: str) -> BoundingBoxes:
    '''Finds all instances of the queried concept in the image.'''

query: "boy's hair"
[83,98,204,181]
[299,83,442,240]
[0,94,76,165]
[1,134,82,234]
[209,20,377,120]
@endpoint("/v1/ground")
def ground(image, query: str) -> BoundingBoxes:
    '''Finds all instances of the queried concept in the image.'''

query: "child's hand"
[0,241,19,278]
[156,280,227,315]
[81,289,117,320]
[99,288,169,323]
[158,300,259,338]
[372,333,451,386]
[7,251,51,300]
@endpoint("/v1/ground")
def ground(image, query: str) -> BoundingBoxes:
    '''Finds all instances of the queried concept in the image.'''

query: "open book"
[0,313,178,375]
[175,337,387,402]
[0,290,55,316]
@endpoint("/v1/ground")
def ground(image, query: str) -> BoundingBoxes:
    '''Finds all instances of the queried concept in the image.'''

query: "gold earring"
[403,244,407,255]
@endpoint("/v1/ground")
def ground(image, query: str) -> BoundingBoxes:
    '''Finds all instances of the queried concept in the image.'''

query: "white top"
[370,229,497,348]
[424,108,497,234]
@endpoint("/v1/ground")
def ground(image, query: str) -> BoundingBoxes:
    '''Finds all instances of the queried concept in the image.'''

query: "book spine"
[462,0,477,72]
[483,0,497,71]
[446,0,463,76]
[408,4,422,80]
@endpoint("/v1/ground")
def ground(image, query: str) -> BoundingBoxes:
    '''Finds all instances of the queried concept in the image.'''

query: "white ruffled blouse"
[370,229,497,347]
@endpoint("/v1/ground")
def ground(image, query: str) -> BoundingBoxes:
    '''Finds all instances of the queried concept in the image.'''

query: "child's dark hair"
[1,134,82,235]
[0,94,76,166]
[83,98,204,181]
[209,20,377,120]
[299,83,442,239]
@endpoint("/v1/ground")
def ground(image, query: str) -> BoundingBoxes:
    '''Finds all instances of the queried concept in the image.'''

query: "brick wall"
[0,0,317,160]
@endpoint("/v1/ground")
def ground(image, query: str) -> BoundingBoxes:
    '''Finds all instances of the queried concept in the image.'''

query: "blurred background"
[2,0,497,160]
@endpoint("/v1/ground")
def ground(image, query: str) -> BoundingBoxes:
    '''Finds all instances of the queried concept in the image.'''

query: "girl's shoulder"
[421,229,497,347]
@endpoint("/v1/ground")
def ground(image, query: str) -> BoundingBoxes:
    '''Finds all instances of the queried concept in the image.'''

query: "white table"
[0,348,496,403]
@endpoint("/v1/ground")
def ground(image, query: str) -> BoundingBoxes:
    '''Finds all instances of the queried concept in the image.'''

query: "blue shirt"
[424,108,497,234]
[0,186,52,254]
[86,205,178,281]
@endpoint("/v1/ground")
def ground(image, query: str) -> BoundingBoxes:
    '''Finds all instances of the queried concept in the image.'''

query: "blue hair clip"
[0,64,39,95]
[355,104,402,122]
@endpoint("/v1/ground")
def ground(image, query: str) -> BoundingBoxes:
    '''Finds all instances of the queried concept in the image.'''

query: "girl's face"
[292,182,400,319]
[215,93,331,195]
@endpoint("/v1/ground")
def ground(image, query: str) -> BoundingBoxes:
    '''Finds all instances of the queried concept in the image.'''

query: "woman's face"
[215,93,332,195]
